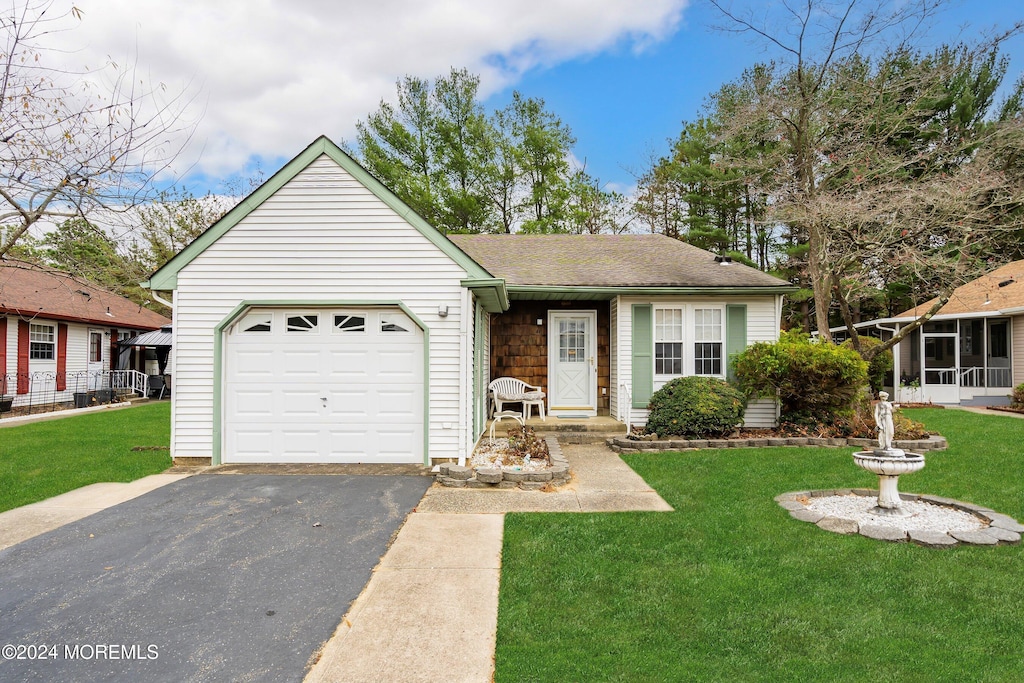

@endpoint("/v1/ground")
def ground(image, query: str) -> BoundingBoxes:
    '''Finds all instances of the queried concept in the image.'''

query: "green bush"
[841,336,893,395]
[645,376,746,437]
[1012,383,1024,407]
[733,330,868,425]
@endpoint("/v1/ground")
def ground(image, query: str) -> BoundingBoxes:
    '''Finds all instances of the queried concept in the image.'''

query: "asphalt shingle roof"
[897,260,1024,317]
[448,234,791,288]
[0,259,170,329]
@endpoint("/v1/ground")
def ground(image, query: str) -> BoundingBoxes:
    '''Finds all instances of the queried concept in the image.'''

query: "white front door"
[548,310,597,416]
[87,329,105,389]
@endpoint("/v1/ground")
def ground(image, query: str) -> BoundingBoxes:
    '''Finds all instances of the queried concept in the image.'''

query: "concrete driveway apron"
[0,473,431,683]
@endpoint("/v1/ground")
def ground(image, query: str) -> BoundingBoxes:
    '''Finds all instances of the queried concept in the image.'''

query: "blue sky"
[482,0,1024,194]
[55,1,1024,198]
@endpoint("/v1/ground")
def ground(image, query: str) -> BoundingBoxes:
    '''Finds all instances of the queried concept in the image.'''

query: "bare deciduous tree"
[708,0,1024,357]
[0,0,195,259]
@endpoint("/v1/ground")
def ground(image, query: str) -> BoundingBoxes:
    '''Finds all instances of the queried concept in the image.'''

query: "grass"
[0,402,172,513]
[495,408,1024,682]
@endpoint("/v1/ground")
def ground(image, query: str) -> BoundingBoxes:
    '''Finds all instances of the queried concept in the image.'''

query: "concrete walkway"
[305,443,672,683]
[0,473,192,551]
[0,441,671,682]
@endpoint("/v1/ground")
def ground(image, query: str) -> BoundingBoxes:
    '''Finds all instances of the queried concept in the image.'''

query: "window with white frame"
[693,308,723,375]
[654,307,684,375]
[29,323,55,360]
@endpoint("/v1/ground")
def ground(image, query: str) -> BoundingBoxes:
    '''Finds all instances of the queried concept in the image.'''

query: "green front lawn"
[496,409,1024,682]
[0,402,172,513]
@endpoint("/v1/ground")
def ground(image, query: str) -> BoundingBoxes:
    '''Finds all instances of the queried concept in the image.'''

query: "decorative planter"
[0,395,12,413]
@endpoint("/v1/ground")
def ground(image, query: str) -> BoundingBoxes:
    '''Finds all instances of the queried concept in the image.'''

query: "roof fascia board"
[461,277,509,312]
[0,308,164,330]
[145,136,491,290]
[841,310,1015,331]
[506,285,799,296]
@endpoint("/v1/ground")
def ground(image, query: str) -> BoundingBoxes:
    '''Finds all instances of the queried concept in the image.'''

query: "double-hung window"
[652,305,726,380]
[654,307,684,376]
[693,308,723,375]
[29,323,55,360]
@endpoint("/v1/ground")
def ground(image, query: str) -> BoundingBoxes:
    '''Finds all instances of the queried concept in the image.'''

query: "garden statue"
[874,391,895,453]
[853,390,924,514]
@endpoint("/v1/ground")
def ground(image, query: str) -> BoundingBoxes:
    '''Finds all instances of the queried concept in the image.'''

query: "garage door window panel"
[334,314,366,333]
[239,313,273,333]
[381,313,411,333]
[287,314,318,332]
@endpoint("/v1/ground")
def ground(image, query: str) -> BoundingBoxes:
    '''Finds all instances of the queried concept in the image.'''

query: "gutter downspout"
[151,291,174,310]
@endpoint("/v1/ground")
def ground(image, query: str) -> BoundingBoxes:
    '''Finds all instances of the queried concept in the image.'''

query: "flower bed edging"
[435,436,570,489]
[608,434,947,453]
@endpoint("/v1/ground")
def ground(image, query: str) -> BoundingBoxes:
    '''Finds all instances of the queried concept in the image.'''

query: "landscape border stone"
[609,433,948,453]
[435,436,571,490]
[776,489,1022,547]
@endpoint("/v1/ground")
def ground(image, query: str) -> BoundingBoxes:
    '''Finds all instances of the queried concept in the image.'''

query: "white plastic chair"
[488,377,546,421]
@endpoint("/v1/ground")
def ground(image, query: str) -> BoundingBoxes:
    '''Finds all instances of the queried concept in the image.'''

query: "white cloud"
[50,0,687,180]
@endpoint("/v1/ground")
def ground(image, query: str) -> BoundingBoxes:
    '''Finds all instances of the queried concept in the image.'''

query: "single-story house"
[830,259,1024,405]
[144,136,795,466]
[1,259,171,404]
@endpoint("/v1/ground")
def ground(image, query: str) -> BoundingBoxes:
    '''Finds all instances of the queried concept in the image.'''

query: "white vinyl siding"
[171,155,469,462]
[617,294,782,428]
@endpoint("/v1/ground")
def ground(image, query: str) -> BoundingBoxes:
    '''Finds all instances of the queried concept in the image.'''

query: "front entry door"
[921,332,959,403]
[548,310,597,416]
[87,329,105,389]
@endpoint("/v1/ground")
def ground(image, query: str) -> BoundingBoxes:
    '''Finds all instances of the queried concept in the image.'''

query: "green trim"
[726,304,747,382]
[212,299,431,466]
[461,277,509,312]
[631,304,654,409]
[507,284,797,297]
[473,301,485,439]
[146,136,493,290]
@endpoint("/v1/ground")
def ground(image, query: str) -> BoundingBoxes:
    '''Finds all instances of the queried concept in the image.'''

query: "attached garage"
[223,306,425,463]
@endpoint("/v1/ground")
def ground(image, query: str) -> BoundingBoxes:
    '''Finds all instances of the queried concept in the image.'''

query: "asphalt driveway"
[0,473,431,682]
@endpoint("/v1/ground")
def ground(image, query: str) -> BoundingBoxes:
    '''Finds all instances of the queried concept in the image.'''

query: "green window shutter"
[632,304,653,408]
[726,304,747,382]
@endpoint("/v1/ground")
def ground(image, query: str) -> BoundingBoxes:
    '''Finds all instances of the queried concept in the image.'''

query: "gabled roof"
[897,260,1024,318]
[0,259,170,329]
[143,135,493,291]
[448,234,794,291]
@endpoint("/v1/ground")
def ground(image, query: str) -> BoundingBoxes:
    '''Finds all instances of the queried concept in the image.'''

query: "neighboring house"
[830,259,1024,405]
[144,136,795,466]
[1,259,171,404]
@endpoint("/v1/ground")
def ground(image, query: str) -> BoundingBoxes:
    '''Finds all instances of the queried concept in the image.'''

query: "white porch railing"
[619,382,632,435]
[958,366,1012,388]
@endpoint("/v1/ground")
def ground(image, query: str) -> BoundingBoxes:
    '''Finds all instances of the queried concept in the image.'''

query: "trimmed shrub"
[646,376,746,437]
[1012,383,1024,408]
[842,336,893,396]
[734,330,869,425]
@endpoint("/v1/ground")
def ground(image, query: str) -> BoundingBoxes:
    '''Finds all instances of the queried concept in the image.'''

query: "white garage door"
[224,307,424,463]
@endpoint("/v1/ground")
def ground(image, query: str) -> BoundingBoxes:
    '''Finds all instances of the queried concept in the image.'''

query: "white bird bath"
[852,448,926,515]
